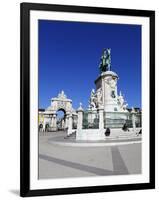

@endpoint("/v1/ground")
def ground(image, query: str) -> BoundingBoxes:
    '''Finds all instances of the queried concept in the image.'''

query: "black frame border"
[20,2,155,197]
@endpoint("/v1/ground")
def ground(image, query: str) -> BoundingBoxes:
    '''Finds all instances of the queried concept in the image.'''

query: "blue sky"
[38,20,141,109]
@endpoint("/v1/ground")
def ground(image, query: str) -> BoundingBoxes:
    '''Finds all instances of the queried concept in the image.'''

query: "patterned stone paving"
[38,132,141,179]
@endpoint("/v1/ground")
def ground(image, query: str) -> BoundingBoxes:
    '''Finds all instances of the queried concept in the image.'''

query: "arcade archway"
[56,109,66,131]
[46,91,73,131]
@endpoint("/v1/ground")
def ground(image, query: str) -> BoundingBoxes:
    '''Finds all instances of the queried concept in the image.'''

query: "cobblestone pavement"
[38,131,141,179]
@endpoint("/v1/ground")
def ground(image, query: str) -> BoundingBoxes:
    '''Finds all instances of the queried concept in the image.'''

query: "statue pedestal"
[95,70,128,113]
[76,129,105,141]
[95,71,119,112]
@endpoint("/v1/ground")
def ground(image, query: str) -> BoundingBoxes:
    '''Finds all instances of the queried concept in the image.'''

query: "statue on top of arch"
[58,90,67,99]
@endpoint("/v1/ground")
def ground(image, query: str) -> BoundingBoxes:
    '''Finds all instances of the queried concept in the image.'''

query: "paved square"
[39,132,141,179]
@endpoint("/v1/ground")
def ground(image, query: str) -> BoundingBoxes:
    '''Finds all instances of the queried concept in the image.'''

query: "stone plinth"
[76,129,105,141]
[67,113,72,136]
[98,106,104,129]
[77,105,84,130]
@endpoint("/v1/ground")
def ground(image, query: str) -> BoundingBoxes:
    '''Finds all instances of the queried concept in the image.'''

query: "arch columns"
[50,112,57,131]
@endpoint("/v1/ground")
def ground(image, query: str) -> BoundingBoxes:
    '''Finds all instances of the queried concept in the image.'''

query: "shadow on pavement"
[39,146,129,176]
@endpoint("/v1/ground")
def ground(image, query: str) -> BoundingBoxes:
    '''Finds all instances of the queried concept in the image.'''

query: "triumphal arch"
[39,91,76,132]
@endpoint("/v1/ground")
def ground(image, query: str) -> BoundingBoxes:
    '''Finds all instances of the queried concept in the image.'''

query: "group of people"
[104,124,142,137]
[122,123,142,136]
